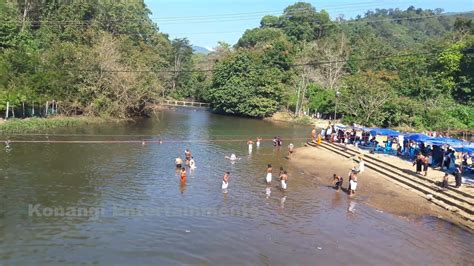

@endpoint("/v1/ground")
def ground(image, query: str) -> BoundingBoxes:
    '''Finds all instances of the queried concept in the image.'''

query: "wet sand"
[290,146,473,230]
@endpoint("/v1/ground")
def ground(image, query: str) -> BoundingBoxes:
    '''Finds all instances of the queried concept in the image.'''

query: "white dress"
[281,180,287,190]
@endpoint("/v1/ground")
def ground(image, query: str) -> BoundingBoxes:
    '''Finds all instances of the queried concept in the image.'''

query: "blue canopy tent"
[368,128,400,137]
[425,137,464,147]
[404,133,430,142]
[334,124,349,130]
[452,143,474,153]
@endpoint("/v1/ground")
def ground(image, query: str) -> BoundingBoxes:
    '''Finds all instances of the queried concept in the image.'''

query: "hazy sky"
[145,0,474,49]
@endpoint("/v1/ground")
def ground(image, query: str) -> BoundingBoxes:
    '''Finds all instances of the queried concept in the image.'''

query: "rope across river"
[1,137,310,144]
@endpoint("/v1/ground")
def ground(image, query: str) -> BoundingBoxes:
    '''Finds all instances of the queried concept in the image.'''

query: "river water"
[1,108,472,265]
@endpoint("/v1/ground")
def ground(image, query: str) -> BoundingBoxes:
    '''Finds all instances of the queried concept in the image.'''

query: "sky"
[144,0,474,49]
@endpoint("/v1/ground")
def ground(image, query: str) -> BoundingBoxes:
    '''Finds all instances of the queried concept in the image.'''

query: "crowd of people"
[316,122,472,189]
[173,138,292,195]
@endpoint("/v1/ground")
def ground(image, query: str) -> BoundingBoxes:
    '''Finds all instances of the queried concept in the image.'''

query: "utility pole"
[334,90,341,121]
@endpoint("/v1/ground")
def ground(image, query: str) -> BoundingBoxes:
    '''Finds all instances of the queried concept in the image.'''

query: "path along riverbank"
[290,142,474,231]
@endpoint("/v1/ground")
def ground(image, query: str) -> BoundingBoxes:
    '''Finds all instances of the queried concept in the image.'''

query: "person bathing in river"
[175,157,183,168]
[333,174,343,190]
[272,137,278,147]
[222,172,230,190]
[277,136,283,147]
[266,164,273,184]
[347,168,356,191]
[180,167,187,183]
[288,143,294,159]
[247,139,254,153]
[256,137,262,148]
[226,153,240,161]
[280,171,288,191]
[349,172,358,196]
[185,149,192,166]
[189,157,196,169]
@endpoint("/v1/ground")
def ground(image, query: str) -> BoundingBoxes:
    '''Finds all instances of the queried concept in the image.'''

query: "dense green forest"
[1,1,473,130]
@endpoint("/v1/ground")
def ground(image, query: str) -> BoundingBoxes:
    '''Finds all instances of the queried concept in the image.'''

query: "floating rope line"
[0,133,309,138]
[1,137,310,144]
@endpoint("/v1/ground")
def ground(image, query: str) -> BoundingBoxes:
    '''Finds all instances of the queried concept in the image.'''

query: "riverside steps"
[306,140,474,229]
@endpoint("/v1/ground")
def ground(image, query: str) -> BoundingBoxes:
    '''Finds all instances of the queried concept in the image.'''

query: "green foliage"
[307,84,334,114]
[0,0,174,118]
[0,0,472,130]
[340,71,396,126]
[208,51,284,117]
[236,28,287,48]
[261,2,334,42]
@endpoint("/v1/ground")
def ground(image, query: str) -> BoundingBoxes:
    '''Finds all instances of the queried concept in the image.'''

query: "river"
[0,108,472,265]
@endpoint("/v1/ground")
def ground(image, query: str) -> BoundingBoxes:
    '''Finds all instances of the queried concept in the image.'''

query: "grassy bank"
[0,116,124,134]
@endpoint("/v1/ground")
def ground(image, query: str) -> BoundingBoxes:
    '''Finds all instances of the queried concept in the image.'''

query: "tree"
[259,2,333,42]
[305,34,349,91]
[208,51,285,117]
[236,28,286,48]
[165,38,193,98]
[340,71,396,126]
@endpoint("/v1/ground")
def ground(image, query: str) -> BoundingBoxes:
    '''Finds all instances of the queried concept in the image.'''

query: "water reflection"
[179,181,186,194]
[265,186,271,199]
[280,195,287,208]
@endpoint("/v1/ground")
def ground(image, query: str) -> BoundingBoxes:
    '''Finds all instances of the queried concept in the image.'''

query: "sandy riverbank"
[289,146,473,230]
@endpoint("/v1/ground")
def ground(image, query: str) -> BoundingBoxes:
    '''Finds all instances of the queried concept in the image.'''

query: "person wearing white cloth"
[357,157,365,173]
[189,157,196,169]
[266,164,272,184]
[226,154,239,161]
[256,137,262,148]
[247,139,254,153]
[222,172,230,190]
[280,170,288,190]
[349,172,358,195]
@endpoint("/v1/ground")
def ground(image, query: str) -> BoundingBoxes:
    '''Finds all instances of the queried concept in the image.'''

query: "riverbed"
[1,108,472,265]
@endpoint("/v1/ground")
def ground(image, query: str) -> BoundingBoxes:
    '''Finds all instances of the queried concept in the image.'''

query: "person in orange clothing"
[317,133,322,145]
[180,167,187,183]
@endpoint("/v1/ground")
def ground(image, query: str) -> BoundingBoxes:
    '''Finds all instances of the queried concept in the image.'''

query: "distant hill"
[192,46,211,54]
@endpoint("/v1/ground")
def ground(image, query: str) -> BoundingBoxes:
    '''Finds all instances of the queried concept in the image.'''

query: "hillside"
[192,45,211,54]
